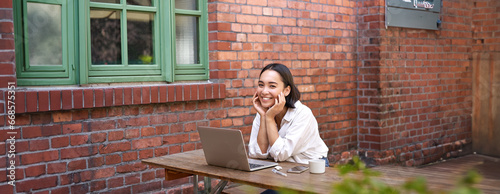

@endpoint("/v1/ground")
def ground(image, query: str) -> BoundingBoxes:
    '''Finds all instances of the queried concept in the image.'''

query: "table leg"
[193,175,198,194]
[210,180,228,194]
[204,177,212,193]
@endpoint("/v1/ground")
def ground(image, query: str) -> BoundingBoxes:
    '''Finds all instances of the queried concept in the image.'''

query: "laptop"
[198,126,278,171]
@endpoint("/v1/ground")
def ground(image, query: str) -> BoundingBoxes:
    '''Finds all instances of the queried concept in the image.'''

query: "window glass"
[127,11,154,64]
[126,0,151,6]
[176,15,199,64]
[175,0,197,10]
[27,2,62,65]
[90,9,122,65]
[91,0,120,3]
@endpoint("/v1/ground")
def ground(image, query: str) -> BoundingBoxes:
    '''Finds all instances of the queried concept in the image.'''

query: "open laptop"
[198,126,278,171]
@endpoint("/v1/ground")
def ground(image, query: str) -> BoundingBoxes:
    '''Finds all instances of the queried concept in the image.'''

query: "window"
[14,0,208,86]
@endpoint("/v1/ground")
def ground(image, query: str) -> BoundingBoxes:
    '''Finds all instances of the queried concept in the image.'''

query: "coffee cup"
[309,159,325,174]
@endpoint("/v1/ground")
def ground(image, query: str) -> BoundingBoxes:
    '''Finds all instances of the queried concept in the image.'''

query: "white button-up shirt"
[248,101,329,164]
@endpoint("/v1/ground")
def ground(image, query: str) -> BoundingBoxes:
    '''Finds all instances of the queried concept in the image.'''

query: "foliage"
[278,156,483,194]
[329,156,483,194]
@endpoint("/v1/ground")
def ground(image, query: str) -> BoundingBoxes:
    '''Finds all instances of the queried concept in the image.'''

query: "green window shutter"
[14,0,76,86]
[172,0,209,81]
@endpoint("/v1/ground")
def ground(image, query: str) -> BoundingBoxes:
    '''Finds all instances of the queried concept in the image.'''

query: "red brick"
[125,128,140,139]
[62,123,82,134]
[142,87,151,104]
[117,162,147,173]
[41,124,62,137]
[114,88,123,106]
[61,146,98,159]
[29,139,50,151]
[0,22,14,34]
[91,180,107,192]
[31,113,50,125]
[163,134,189,144]
[108,177,124,188]
[21,150,59,165]
[26,91,38,112]
[53,111,72,123]
[62,90,72,109]
[175,85,183,101]
[83,89,93,108]
[123,151,138,162]
[91,133,106,143]
[88,157,104,168]
[0,0,13,8]
[117,117,148,128]
[70,135,89,146]
[132,137,162,149]
[25,164,46,177]
[183,85,191,101]
[168,85,175,102]
[133,87,142,104]
[0,52,14,63]
[90,120,116,131]
[47,162,66,174]
[159,86,167,102]
[94,89,104,107]
[38,91,49,112]
[191,85,198,100]
[51,187,70,194]
[109,131,124,141]
[94,167,115,179]
[104,88,113,107]
[139,149,154,159]
[51,136,69,148]
[22,126,42,139]
[125,174,140,184]
[68,159,87,171]
[151,86,159,103]
[16,176,58,192]
[98,142,131,154]
[132,181,162,193]
[105,154,121,165]
[13,91,26,113]
[124,87,132,105]
[199,85,206,100]
[0,185,13,194]
[50,90,61,111]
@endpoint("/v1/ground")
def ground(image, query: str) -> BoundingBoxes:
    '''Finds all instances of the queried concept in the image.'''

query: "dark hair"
[259,63,300,108]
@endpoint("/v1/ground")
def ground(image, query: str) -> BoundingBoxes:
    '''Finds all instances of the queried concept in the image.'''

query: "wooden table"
[142,149,342,193]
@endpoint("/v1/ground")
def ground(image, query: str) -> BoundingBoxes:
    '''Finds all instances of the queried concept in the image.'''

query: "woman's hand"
[266,92,286,119]
[253,91,267,116]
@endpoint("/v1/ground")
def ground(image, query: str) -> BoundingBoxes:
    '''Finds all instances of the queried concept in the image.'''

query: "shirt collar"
[283,101,301,122]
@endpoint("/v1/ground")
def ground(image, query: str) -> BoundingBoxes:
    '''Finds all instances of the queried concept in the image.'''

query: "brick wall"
[207,0,359,161]
[473,0,500,52]
[358,0,474,166]
[0,0,490,193]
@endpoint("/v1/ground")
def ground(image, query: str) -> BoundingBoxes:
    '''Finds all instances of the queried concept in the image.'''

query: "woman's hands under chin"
[266,92,286,119]
[253,92,267,116]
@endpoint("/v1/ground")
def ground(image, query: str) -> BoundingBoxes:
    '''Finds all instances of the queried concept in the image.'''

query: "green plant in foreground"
[329,156,483,194]
[277,156,483,194]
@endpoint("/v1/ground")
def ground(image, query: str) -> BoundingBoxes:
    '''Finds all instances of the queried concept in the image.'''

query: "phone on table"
[287,166,309,173]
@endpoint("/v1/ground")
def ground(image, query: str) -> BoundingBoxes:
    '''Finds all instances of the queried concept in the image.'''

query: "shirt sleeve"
[248,113,270,159]
[268,108,316,162]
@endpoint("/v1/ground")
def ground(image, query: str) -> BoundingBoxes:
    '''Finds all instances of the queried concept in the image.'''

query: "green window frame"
[14,0,209,86]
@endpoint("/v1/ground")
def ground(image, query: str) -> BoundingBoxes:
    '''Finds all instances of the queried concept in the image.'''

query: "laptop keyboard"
[249,163,264,169]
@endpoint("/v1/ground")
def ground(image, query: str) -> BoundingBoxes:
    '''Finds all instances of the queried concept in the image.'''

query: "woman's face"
[257,70,291,108]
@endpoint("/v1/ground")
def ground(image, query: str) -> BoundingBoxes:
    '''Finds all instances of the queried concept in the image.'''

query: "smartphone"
[287,166,309,173]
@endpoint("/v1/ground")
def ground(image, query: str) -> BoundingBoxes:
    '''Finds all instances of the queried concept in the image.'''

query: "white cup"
[309,159,325,174]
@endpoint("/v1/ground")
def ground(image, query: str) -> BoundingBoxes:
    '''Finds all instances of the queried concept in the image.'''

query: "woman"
[248,63,329,166]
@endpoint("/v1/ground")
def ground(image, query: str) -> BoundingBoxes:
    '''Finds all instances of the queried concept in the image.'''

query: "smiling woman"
[248,63,329,165]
